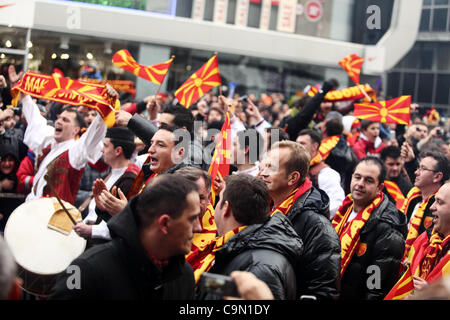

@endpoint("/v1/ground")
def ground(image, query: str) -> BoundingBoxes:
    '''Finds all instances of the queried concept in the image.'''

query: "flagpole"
[357,83,372,102]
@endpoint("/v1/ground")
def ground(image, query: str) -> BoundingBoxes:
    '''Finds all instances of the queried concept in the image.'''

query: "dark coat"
[287,186,342,300]
[383,174,413,206]
[201,212,303,300]
[49,196,196,300]
[340,195,408,300]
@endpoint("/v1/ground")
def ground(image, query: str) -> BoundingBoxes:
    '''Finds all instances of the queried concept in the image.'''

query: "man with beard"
[332,156,407,299]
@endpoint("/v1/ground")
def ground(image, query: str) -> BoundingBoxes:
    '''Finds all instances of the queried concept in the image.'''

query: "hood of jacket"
[216,212,303,265]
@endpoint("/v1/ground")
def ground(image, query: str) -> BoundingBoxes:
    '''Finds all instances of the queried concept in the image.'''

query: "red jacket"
[16,151,35,194]
[353,135,385,159]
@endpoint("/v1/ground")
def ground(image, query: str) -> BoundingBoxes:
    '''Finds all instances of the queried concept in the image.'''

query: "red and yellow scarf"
[191,203,217,251]
[402,187,436,261]
[385,230,450,300]
[186,226,247,283]
[332,192,384,277]
[309,135,340,167]
[270,178,313,217]
[384,180,406,210]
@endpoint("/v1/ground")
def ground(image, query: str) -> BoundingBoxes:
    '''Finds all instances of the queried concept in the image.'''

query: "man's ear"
[157,214,170,235]
[222,200,231,218]
[74,126,81,136]
[115,146,123,157]
[377,182,385,194]
[287,171,301,187]
[433,172,444,185]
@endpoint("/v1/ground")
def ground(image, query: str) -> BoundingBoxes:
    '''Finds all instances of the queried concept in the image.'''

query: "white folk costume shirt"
[22,95,106,202]
[83,167,127,240]
[233,162,260,177]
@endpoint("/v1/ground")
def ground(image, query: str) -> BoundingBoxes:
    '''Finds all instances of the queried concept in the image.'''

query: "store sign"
[235,0,249,27]
[213,0,228,24]
[259,0,271,30]
[0,0,34,28]
[191,0,205,20]
[276,0,297,33]
[305,0,322,22]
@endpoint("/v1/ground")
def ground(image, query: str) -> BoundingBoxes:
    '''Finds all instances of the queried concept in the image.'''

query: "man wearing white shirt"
[73,127,139,244]
[296,129,345,218]
[20,94,106,204]
[231,129,263,177]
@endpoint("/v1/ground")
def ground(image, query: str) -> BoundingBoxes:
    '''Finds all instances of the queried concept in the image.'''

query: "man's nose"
[193,217,202,233]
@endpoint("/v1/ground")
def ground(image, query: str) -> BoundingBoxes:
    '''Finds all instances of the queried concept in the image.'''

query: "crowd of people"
[0,63,449,301]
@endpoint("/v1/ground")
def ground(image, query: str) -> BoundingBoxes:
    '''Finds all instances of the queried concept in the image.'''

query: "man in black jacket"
[193,174,303,300]
[257,140,341,300]
[331,156,407,300]
[50,175,202,299]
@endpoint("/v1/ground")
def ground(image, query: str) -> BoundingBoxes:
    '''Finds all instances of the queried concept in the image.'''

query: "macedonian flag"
[175,55,221,108]
[112,49,174,85]
[354,96,411,125]
[208,109,231,205]
[339,54,364,85]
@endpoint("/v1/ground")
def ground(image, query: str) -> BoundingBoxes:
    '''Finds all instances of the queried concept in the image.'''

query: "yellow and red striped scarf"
[186,226,247,283]
[191,203,217,251]
[384,180,406,210]
[385,230,450,300]
[332,192,384,277]
[309,135,340,167]
[402,187,436,261]
[270,178,313,217]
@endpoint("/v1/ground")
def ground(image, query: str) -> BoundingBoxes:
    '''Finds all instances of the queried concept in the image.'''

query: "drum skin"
[4,197,86,297]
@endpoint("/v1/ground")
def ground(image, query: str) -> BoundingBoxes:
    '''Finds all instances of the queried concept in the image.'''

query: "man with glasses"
[401,150,449,264]
[332,156,407,299]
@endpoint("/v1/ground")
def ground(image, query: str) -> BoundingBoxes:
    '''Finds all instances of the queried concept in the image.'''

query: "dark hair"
[173,166,212,191]
[237,129,264,162]
[325,118,344,136]
[109,138,136,160]
[157,124,185,146]
[61,105,86,129]
[265,128,289,150]
[298,129,321,146]
[419,150,450,184]
[162,105,194,133]
[221,174,270,225]
[356,156,386,185]
[380,146,401,162]
[360,120,377,131]
[136,175,199,229]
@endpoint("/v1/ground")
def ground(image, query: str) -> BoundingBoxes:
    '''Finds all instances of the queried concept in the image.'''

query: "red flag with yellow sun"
[339,54,364,85]
[354,96,411,125]
[175,55,221,108]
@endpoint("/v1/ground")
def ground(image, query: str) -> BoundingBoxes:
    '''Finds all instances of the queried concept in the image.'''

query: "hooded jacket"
[287,186,342,300]
[201,212,303,300]
[340,194,408,300]
[49,196,196,300]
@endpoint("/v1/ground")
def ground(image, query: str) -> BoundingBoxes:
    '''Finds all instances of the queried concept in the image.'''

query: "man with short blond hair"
[258,140,341,300]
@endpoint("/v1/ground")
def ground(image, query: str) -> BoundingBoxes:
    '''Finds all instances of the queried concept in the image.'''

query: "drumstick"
[44,175,77,225]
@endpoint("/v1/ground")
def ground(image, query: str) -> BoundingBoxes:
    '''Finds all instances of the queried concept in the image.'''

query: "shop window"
[432,8,448,31]
[402,73,416,97]
[435,74,450,105]
[386,72,400,99]
[420,9,431,31]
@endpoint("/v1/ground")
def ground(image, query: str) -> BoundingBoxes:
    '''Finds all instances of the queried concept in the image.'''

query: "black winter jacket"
[49,196,196,300]
[286,186,341,300]
[201,212,303,300]
[340,194,408,300]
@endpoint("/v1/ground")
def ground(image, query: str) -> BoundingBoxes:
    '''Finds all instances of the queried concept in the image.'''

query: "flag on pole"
[339,54,364,85]
[175,55,221,108]
[354,96,411,125]
[208,109,231,205]
[112,49,173,85]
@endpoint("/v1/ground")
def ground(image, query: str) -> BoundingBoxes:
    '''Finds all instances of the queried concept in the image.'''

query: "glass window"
[420,9,431,31]
[434,0,449,5]
[435,74,450,104]
[402,73,417,97]
[402,46,421,69]
[387,72,400,99]
[437,43,450,71]
[432,8,448,31]
[247,2,261,28]
[423,0,432,5]
[420,44,434,70]
[417,73,434,103]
